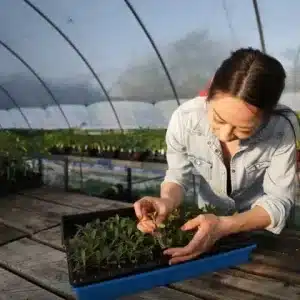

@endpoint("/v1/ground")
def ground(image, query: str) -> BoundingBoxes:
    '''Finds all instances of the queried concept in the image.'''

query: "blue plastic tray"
[72,243,256,300]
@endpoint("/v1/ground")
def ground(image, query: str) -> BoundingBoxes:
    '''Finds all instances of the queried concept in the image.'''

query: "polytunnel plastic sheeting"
[28,0,176,103]
[0,1,299,129]
[128,0,262,100]
[155,99,191,125]
[0,103,171,129]
[0,45,52,109]
[0,109,29,129]
[86,102,167,129]
[0,0,105,105]
[257,1,300,94]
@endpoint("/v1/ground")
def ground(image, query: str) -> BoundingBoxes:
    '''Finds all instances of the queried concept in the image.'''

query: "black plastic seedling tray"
[61,207,256,300]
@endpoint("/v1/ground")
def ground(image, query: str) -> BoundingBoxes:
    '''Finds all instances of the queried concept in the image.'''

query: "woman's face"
[207,93,263,142]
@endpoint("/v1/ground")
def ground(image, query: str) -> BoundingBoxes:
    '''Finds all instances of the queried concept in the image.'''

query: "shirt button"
[232,169,236,173]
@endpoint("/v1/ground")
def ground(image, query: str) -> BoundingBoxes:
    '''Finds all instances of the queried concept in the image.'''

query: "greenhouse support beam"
[124,0,180,107]
[252,0,266,53]
[23,0,123,131]
[0,40,71,128]
[0,85,31,128]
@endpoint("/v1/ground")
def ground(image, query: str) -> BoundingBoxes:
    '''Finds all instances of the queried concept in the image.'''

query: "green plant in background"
[1,123,300,159]
[68,203,220,276]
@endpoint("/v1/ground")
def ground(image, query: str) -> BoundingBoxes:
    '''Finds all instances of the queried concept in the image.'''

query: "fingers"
[168,251,201,265]
[181,215,205,231]
[163,247,182,256]
[137,219,156,233]
[133,197,153,220]
[154,213,166,226]
[134,197,167,224]
[163,245,203,265]
[133,200,143,220]
[134,197,159,233]
[163,229,205,258]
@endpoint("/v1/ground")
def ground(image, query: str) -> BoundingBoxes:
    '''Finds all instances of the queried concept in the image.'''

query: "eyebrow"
[213,108,253,130]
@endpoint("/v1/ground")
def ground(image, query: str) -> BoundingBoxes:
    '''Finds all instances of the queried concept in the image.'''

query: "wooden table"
[0,187,299,299]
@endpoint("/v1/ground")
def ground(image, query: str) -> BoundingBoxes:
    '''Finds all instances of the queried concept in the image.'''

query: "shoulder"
[168,96,208,130]
[271,104,300,141]
[178,96,207,112]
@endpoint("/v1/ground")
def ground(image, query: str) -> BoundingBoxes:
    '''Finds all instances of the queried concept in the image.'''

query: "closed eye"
[213,115,225,124]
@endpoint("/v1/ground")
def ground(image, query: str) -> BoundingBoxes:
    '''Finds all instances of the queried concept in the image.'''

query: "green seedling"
[68,203,221,275]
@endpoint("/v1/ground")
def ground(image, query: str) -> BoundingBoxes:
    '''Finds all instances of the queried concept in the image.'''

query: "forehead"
[210,94,262,127]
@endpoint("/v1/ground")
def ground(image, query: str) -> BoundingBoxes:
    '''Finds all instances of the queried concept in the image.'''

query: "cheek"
[207,110,213,123]
[208,114,219,129]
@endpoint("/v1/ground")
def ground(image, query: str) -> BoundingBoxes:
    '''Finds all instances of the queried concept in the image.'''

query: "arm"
[219,206,271,236]
[219,117,298,236]
[160,108,193,209]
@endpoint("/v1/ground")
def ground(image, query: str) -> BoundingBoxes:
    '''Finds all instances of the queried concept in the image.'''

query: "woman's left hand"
[163,214,225,265]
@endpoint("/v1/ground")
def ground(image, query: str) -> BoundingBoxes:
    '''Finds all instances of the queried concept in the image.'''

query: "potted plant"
[146,138,163,163]
[117,139,131,161]
[102,144,114,159]
[71,144,82,156]
[62,204,256,299]
[88,143,100,157]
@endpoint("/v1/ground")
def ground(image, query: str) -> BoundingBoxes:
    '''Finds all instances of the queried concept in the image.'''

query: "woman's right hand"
[133,196,175,233]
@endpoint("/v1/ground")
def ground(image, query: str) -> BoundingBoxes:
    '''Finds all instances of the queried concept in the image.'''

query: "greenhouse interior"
[1,1,300,299]
[1,0,300,220]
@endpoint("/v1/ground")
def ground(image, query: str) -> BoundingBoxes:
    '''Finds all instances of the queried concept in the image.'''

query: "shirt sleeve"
[162,108,193,193]
[251,115,298,234]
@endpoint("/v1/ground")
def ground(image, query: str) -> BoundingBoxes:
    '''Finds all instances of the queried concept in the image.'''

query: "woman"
[134,47,299,265]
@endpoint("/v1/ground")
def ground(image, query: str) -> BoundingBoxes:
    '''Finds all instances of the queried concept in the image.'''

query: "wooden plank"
[121,287,203,300]
[33,226,63,250]
[171,277,272,300]
[282,228,300,238]
[0,238,74,298]
[253,232,300,255]
[0,224,26,246]
[237,261,300,285]
[0,194,82,233]
[22,187,131,211]
[253,250,300,272]
[0,267,64,300]
[198,268,300,300]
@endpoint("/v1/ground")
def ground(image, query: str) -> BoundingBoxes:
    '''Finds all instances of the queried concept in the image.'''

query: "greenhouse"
[0,1,300,299]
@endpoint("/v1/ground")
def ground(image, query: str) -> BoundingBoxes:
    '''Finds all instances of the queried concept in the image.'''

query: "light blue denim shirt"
[163,96,300,234]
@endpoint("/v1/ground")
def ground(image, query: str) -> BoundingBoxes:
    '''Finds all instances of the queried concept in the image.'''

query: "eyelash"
[213,116,225,124]
[213,117,252,134]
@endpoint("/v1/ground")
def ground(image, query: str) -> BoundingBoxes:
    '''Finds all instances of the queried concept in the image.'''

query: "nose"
[219,124,234,141]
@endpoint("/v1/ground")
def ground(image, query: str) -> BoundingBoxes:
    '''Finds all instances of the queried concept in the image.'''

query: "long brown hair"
[207,47,286,116]
[207,47,299,144]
